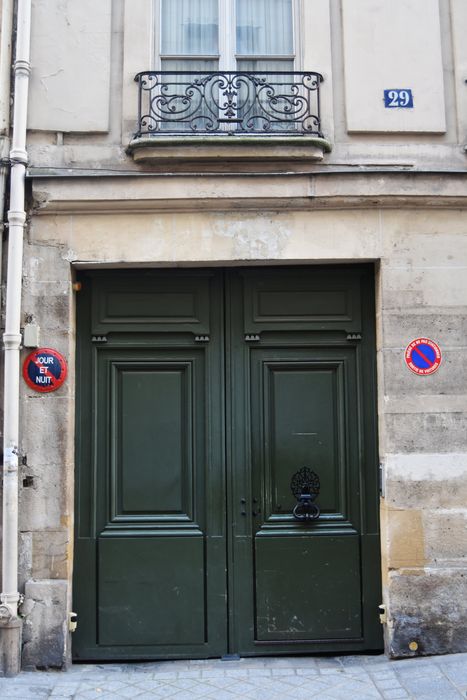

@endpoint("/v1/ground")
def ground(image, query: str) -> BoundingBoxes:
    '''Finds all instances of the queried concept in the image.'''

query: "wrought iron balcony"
[134,70,324,138]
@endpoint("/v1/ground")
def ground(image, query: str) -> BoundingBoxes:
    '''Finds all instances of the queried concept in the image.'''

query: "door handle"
[240,497,261,517]
[240,498,246,516]
[252,497,261,517]
[290,467,321,521]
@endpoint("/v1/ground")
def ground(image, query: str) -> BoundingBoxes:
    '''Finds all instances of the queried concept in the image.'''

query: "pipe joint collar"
[14,59,31,76]
[9,148,28,165]
[7,210,26,226]
[3,333,22,350]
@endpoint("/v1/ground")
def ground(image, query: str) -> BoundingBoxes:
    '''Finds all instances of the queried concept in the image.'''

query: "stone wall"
[17,192,467,664]
[5,0,467,671]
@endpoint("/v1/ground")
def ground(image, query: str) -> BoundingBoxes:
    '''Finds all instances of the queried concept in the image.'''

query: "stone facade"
[1,0,467,668]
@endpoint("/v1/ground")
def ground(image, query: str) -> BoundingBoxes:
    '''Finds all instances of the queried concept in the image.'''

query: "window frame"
[152,0,301,72]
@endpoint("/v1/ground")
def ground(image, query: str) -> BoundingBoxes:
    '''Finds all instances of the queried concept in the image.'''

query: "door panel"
[74,266,382,660]
[114,362,194,519]
[96,348,208,538]
[254,357,349,522]
[255,536,361,641]
[242,268,362,333]
[98,536,205,646]
[92,275,211,334]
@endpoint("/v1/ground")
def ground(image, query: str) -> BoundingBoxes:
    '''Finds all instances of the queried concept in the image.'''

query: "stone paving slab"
[0,652,466,699]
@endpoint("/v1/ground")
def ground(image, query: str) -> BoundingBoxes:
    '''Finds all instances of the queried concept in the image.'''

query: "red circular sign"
[23,348,67,393]
[404,338,442,376]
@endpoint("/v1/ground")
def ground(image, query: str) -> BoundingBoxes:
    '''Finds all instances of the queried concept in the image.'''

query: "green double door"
[74,266,382,660]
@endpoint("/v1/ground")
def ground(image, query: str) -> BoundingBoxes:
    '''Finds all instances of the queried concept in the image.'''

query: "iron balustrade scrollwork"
[134,71,324,138]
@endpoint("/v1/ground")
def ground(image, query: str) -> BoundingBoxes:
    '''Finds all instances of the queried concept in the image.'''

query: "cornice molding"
[30,171,467,215]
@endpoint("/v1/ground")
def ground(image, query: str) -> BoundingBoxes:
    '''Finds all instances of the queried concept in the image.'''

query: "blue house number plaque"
[384,89,414,108]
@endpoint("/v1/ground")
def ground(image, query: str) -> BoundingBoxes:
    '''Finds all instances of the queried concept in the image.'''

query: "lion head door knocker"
[290,467,321,521]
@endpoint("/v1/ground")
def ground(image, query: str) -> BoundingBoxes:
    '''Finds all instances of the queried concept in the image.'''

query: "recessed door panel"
[258,359,347,520]
[255,536,362,641]
[113,363,193,518]
[98,536,205,646]
[242,268,362,333]
[92,272,212,334]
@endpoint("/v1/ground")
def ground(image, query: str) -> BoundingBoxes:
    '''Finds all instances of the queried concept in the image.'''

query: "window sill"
[127,135,332,168]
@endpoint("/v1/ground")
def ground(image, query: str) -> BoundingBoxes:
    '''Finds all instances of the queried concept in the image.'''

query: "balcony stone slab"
[127,135,332,168]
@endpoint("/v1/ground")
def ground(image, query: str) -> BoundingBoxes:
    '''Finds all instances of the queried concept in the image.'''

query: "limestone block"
[20,394,73,467]
[386,476,467,511]
[423,511,467,565]
[384,412,467,454]
[24,244,72,284]
[19,465,64,531]
[29,216,73,248]
[22,290,72,334]
[382,313,467,349]
[384,453,467,510]
[386,509,427,569]
[22,580,68,669]
[381,267,467,310]
[382,349,467,398]
[388,568,467,657]
[381,208,467,238]
[382,231,467,269]
[31,530,70,580]
[22,247,73,333]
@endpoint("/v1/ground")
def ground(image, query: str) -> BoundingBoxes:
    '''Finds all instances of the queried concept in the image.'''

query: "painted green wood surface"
[73,266,382,660]
[255,536,362,640]
[98,536,205,646]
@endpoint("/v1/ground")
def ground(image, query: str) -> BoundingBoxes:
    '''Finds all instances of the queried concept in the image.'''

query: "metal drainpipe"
[0,0,31,676]
[0,0,15,291]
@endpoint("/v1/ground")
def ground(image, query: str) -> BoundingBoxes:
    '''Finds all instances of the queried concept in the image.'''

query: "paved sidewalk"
[0,652,466,699]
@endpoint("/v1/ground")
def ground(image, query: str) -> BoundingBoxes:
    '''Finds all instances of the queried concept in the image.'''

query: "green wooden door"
[74,266,381,660]
[227,268,382,654]
[74,270,227,660]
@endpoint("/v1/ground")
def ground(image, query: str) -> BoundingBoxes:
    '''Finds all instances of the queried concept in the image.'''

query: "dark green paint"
[117,367,189,515]
[98,536,205,646]
[255,536,361,641]
[74,266,382,660]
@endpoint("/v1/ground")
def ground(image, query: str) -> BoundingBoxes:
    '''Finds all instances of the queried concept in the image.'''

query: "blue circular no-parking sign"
[22,348,67,392]
[404,338,441,376]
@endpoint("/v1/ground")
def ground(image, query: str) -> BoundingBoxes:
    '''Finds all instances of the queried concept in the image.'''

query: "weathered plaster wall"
[19,241,75,668]
[342,0,446,133]
[28,0,112,132]
[23,0,467,171]
[18,199,467,664]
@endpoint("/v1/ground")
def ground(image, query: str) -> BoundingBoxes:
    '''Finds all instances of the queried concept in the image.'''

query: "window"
[158,0,296,74]
[130,0,326,141]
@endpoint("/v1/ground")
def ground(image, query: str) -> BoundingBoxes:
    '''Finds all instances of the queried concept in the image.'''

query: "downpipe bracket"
[0,593,23,622]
